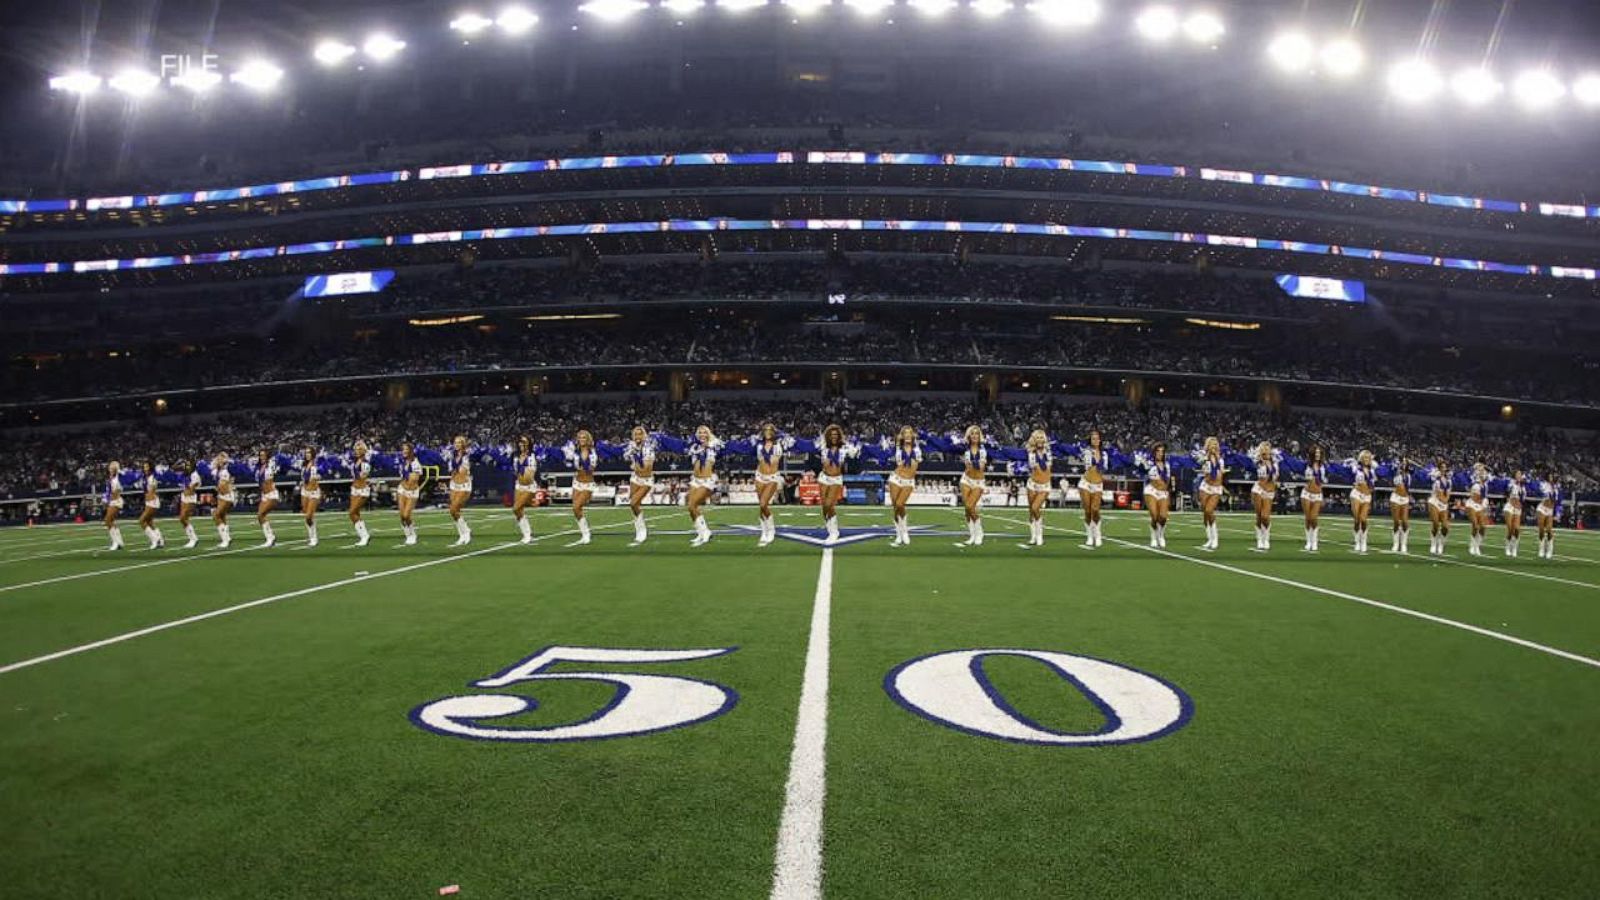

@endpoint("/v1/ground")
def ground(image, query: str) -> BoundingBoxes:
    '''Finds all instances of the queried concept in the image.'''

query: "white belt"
[690,476,717,491]
[449,480,472,493]
[514,482,539,493]
[755,472,784,486]
[1027,480,1053,494]
[959,475,985,491]
[350,486,371,498]
[888,474,916,489]
[1301,491,1324,504]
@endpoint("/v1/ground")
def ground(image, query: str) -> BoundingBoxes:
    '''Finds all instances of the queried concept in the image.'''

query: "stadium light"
[784,0,832,15]
[496,6,540,33]
[1386,59,1442,103]
[1134,6,1178,42]
[1450,67,1502,105]
[1513,69,1565,110]
[1574,73,1600,107]
[313,40,357,66]
[450,13,495,34]
[108,68,160,98]
[718,0,769,10]
[1182,11,1224,44]
[845,0,893,16]
[908,0,956,14]
[171,68,223,92]
[48,71,103,94]
[1027,0,1099,28]
[581,0,649,20]
[230,60,284,91]
[362,34,407,61]
[970,0,1013,18]
[1319,37,1363,77]
[1266,32,1313,74]
[661,0,708,14]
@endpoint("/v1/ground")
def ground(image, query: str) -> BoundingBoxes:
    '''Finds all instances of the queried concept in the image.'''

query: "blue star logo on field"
[723,524,944,546]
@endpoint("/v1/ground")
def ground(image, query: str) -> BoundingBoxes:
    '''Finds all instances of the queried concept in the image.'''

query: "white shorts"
[302,490,321,502]
[180,493,198,506]
[397,486,420,500]
[515,482,539,494]
[629,475,655,490]
[1199,482,1224,497]
[450,480,472,494]
[755,472,784,487]
[1301,491,1324,504]
[107,498,124,510]
[690,477,717,492]
[1350,490,1371,506]
[572,481,595,495]
[818,473,845,488]
[217,492,237,506]
[888,474,916,490]
[350,486,371,499]
[1390,495,1410,507]
[260,490,280,503]
[1027,480,1053,495]
[145,498,161,510]
[1142,487,1168,502]
[1466,500,1486,514]
[1538,503,1555,518]
[1251,485,1276,501]
[1505,504,1523,519]
[1428,497,1448,513]
[959,476,985,492]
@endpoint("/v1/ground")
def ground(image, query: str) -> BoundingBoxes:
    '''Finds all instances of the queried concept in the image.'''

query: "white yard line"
[770,548,835,900]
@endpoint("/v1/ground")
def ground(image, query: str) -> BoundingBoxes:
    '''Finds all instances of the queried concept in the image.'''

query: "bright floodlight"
[171,68,223,92]
[784,0,831,14]
[363,34,407,61]
[230,60,284,91]
[1266,32,1313,74]
[908,0,956,14]
[718,0,768,10]
[1387,59,1442,103]
[109,68,160,97]
[971,0,1011,15]
[1134,6,1178,42]
[845,0,893,15]
[1319,38,1363,77]
[1027,0,1099,27]
[581,0,649,20]
[1574,73,1600,106]
[48,71,102,94]
[1513,69,1565,110]
[1450,67,1502,105]
[496,6,540,33]
[313,40,357,65]
[450,12,495,33]
[661,0,707,14]
[1182,11,1224,44]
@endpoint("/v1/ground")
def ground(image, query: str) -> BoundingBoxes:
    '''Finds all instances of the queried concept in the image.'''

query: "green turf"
[1,505,1598,898]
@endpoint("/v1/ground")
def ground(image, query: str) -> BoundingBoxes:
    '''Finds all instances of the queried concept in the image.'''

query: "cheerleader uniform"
[753,439,784,547]
[301,464,322,547]
[449,447,473,545]
[819,442,859,543]
[889,443,923,546]
[688,440,720,545]
[1199,457,1226,551]
[1389,470,1412,554]
[960,445,989,546]
[626,440,655,544]
[181,470,201,547]
[1503,479,1525,557]
[104,476,125,550]
[1466,477,1489,556]
[1143,458,1171,548]
[398,457,423,545]
[1302,463,1327,552]
[1252,459,1279,551]
[1080,446,1109,548]
[142,475,165,550]
[215,467,236,548]
[514,452,540,544]
[1024,448,1054,547]
[256,458,280,547]
[1537,480,1559,559]
[566,446,599,545]
[349,458,373,546]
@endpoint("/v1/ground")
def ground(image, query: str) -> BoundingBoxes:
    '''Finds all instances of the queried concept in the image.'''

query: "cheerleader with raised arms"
[178,460,202,549]
[753,423,784,547]
[1426,460,1452,556]
[686,425,721,547]
[103,461,125,551]
[299,447,322,548]
[396,442,423,546]
[1196,437,1225,552]
[1250,442,1278,552]
[887,426,922,547]
[1021,430,1054,548]
[447,435,473,546]
[1301,446,1327,552]
[1503,471,1525,558]
[1079,429,1108,549]
[1349,450,1375,554]
[1465,464,1490,557]
[512,436,540,545]
[1143,443,1172,549]
[957,425,988,547]
[1535,476,1559,559]
[347,441,373,547]
[566,430,599,546]
[213,453,236,548]
[818,424,858,546]
[255,449,280,548]
[137,462,165,550]
[625,427,657,545]
[1388,460,1412,555]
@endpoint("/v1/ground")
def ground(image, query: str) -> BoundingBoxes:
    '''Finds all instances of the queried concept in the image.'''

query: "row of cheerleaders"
[95,425,1564,559]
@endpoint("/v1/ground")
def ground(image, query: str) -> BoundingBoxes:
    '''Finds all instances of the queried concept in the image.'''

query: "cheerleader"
[1388,460,1412,555]
[1250,442,1278,552]
[512,436,540,545]
[753,423,784,547]
[447,435,473,546]
[1349,450,1376,554]
[1535,476,1559,559]
[137,462,166,550]
[1021,430,1053,548]
[1196,437,1225,552]
[1301,446,1328,552]
[177,460,201,548]
[1465,463,1490,557]
[213,453,236,548]
[255,449,280,548]
[1079,429,1108,549]
[566,430,599,546]
[103,461,125,551]
[1426,460,1452,556]
[957,425,988,547]
[625,427,656,545]
[686,425,721,547]
[1143,442,1172,549]
[347,441,373,547]
[299,447,322,548]
[1503,471,1525,558]
[818,424,858,545]
[396,442,423,546]
[887,426,922,547]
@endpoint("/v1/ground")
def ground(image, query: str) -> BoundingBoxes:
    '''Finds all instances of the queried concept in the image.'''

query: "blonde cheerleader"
[1465,463,1490,557]
[565,430,599,546]
[1143,443,1172,549]
[296,447,322,548]
[753,423,785,547]
[1301,446,1328,552]
[1349,450,1376,554]
[1426,460,1452,556]
[137,461,166,550]
[1503,471,1525,558]
[1535,476,1559,559]
[818,424,858,545]
[347,441,373,547]
[1021,430,1053,548]
[887,426,922,547]
[396,442,423,546]
[512,436,540,545]
[1196,437,1225,552]
[1079,429,1108,549]
[212,453,236,548]
[1388,460,1412,555]
[177,460,201,548]
[447,435,473,546]
[625,427,656,545]
[686,425,721,546]
[254,449,280,548]
[102,461,126,551]
[1250,442,1278,552]
[957,425,988,547]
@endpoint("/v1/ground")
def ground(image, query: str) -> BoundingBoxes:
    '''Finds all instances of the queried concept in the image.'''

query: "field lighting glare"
[908,0,957,14]
[229,60,284,91]
[718,0,769,10]
[1182,11,1224,44]
[313,40,357,65]
[660,0,707,14]
[496,6,540,33]
[1266,32,1313,74]
[449,13,495,34]
[581,0,649,20]
[1134,6,1178,42]
[1386,59,1442,103]
[108,69,160,98]
[1574,73,1600,106]
[1450,67,1502,105]
[362,34,407,61]
[784,0,831,15]
[1319,38,1363,77]
[970,0,1012,17]
[48,71,103,94]
[1027,0,1099,28]
[171,68,223,92]
[845,0,893,16]
[1513,69,1565,110]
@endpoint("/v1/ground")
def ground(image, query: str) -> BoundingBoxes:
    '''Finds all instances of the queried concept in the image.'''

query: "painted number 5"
[410,645,738,742]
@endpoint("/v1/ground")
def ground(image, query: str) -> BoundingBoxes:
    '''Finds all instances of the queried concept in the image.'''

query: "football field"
[2,504,1598,898]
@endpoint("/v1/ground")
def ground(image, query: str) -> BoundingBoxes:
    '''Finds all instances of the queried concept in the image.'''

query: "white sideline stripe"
[0,547,102,566]
[770,548,834,900]
[990,516,1600,671]
[0,510,512,555]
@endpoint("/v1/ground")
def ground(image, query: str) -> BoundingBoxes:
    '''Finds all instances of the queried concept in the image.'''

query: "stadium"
[2,0,1599,896]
